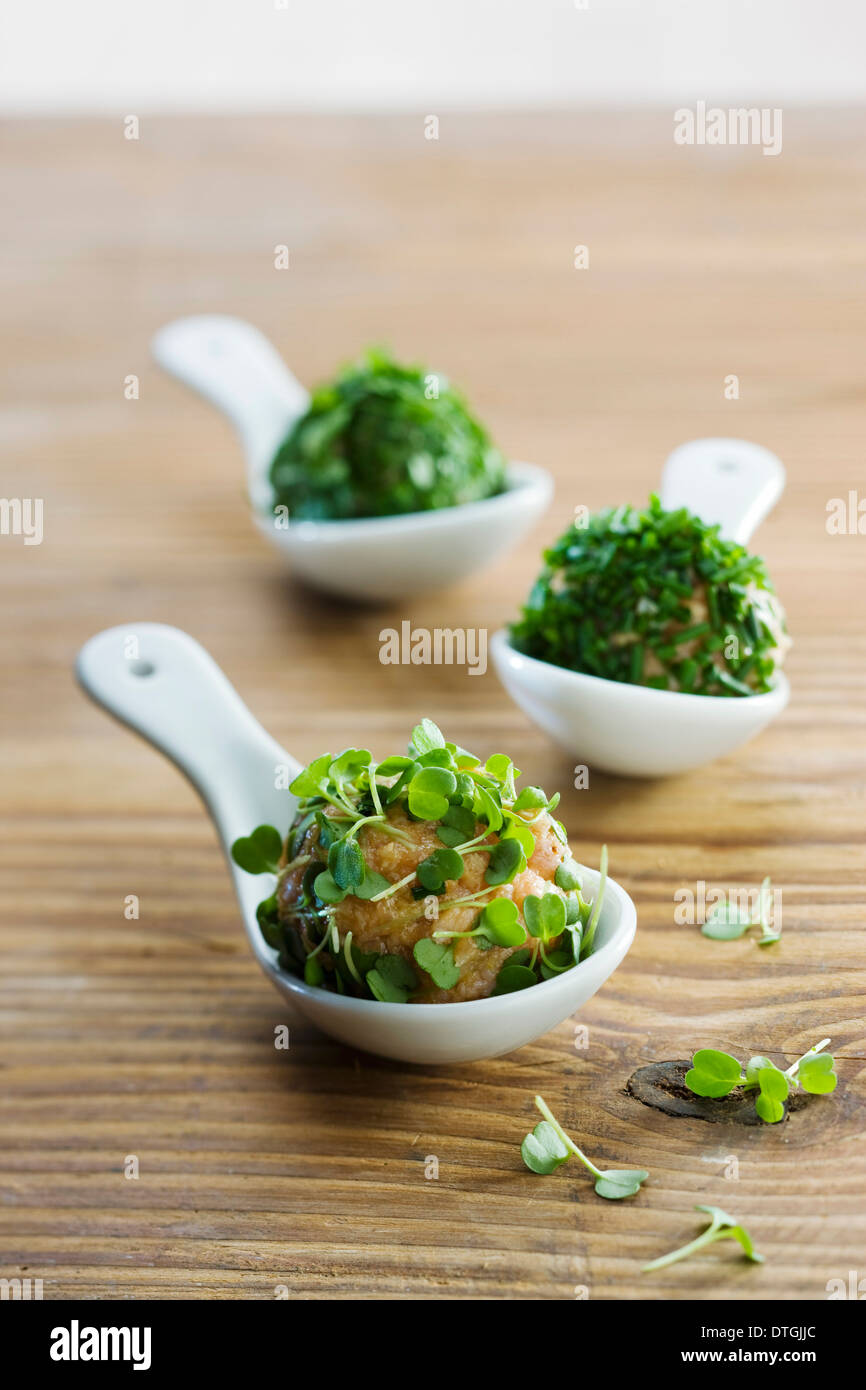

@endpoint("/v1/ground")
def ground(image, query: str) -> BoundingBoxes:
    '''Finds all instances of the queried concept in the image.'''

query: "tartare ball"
[232,721,607,1004]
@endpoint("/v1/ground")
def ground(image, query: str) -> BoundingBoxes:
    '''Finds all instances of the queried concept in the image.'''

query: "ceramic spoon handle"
[76,624,298,854]
[151,315,310,510]
[659,437,785,544]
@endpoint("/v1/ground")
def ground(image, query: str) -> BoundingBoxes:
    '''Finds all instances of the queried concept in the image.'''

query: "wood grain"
[1,110,865,1301]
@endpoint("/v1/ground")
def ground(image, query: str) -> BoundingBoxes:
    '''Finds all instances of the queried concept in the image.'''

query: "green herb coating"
[269,348,506,521]
[510,495,788,696]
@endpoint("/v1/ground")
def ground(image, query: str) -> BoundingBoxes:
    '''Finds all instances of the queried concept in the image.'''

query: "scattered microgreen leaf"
[684,1038,836,1123]
[593,1170,649,1200]
[642,1205,763,1273]
[521,1120,569,1175]
[755,1066,788,1124]
[701,903,753,940]
[685,1049,744,1099]
[798,1051,838,1094]
[702,876,781,947]
[521,1095,649,1200]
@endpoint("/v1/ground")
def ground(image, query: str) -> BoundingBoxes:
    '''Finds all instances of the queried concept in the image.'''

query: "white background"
[1,0,865,113]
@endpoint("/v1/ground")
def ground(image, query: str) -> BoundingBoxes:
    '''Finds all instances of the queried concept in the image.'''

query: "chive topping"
[510,495,788,696]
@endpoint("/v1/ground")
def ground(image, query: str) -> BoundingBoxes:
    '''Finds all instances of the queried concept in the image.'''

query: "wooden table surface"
[2,111,865,1301]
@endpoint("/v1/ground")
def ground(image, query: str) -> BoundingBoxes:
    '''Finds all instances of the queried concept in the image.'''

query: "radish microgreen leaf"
[412,938,460,989]
[366,955,417,1003]
[684,1038,837,1122]
[642,1205,763,1273]
[520,1095,649,1199]
[484,837,524,886]
[702,876,781,946]
[409,719,446,756]
[230,824,283,876]
[685,1049,744,1098]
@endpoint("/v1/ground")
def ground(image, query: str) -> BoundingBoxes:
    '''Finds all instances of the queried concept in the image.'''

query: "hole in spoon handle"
[659,437,785,544]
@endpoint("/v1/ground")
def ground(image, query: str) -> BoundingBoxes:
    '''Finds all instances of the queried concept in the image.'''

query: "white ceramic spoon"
[76,623,636,1064]
[492,438,790,778]
[151,315,553,602]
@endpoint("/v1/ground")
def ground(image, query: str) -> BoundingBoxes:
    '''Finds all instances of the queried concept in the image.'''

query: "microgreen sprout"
[366,954,417,1004]
[579,844,607,961]
[230,825,283,876]
[702,876,780,946]
[230,720,606,1002]
[642,1205,763,1273]
[521,1095,649,1200]
[684,1038,836,1123]
[434,896,526,949]
[412,938,460,989]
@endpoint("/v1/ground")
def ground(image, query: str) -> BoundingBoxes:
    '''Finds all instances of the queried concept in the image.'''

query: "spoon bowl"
[76,623,636,1064]
[152,315,553,602]
[492,438,790,777]
[491,630,790,778]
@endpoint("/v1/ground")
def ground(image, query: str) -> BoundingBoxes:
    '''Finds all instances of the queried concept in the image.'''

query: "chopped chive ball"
[269,348,506,522]
[510,495,789,696]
